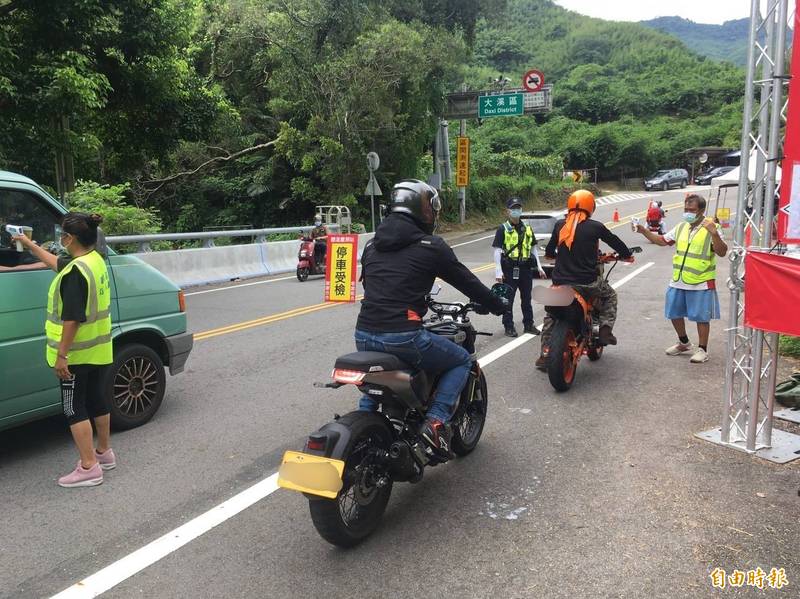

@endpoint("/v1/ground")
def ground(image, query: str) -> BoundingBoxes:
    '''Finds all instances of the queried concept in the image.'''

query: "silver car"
[521,209,566,277]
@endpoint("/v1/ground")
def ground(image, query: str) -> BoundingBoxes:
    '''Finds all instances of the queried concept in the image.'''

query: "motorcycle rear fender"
[362,370,429,411]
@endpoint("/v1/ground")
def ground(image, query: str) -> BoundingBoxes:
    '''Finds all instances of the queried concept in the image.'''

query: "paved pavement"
[2,188,798,599]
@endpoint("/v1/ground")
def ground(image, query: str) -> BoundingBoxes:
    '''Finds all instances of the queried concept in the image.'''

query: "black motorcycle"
[278,286,507,547]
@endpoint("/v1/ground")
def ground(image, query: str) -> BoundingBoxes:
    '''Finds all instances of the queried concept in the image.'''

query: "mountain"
[640,16,792,66]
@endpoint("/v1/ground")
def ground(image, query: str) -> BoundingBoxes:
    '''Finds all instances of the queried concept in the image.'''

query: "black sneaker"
[504,327,518,338]
[599,325,617,346]
[420,418,455,461]
[523,324,540,335]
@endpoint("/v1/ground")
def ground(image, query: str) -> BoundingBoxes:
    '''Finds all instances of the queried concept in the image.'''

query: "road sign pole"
[370,189,376,232]
[459,117,466,224]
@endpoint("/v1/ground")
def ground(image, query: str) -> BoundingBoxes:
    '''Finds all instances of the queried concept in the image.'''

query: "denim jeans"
[354,328,472,422]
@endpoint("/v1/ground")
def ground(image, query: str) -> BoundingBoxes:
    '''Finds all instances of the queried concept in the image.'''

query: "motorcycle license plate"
[277,451,345,499]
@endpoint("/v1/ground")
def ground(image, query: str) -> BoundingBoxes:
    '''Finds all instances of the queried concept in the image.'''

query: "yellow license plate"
[277,450,345,499]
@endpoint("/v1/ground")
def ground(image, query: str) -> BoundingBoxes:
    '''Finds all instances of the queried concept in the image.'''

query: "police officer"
[492,197,545,337]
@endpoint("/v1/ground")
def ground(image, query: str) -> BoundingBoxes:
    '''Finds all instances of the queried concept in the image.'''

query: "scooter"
[277,284,509,547]
[296,236,325,281]
[533,248,642,392]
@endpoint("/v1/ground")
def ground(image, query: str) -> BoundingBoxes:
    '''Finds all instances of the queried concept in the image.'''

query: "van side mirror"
[95,227,109,258]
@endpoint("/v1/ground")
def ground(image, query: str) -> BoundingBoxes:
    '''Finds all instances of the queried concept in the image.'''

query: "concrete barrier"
[133,232,377,289]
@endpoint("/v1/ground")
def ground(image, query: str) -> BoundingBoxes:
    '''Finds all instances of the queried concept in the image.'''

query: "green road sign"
[478,93,524,118]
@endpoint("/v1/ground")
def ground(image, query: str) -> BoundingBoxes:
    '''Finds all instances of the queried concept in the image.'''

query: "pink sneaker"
[96,448,116,471]
[58,461,103,488]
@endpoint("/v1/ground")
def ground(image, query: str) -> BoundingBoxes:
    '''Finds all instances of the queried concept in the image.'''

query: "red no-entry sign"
[523,69,545,92]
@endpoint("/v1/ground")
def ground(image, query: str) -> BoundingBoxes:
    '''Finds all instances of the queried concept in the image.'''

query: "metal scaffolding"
[697,0,800,462]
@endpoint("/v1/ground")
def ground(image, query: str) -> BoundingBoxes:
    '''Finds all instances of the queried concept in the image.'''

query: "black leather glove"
[473,303,490,315]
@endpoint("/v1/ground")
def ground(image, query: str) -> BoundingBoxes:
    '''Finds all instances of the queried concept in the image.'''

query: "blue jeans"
[354,328,472,422]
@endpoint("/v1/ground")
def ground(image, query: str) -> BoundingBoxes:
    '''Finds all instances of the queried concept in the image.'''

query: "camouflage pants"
[540,276,618,353]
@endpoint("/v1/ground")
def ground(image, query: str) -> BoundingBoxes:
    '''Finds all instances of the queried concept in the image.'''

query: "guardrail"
[105,225,342,252]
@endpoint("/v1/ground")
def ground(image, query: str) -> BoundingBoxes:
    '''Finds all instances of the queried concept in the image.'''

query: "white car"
[521,209,566,277]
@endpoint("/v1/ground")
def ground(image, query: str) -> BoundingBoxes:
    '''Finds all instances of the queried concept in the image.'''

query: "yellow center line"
[194,262,496,341]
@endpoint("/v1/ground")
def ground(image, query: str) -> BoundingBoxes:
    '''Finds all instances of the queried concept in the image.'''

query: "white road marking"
[450,233,495,248]
[50,258,657,599]
[595,192,649,206]
[184,275,296,296]
[50,474,280,599]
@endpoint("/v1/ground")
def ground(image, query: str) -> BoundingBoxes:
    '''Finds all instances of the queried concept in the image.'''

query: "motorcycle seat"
[334,351,411,373]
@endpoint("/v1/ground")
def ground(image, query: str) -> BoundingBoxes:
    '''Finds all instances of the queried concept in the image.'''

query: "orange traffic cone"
[613,209,620,223]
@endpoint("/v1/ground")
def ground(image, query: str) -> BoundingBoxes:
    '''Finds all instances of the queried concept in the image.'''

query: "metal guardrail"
[105,225,341,252]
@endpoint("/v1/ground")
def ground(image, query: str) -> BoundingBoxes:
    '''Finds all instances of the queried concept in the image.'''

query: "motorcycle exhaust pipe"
[388,442,418,481]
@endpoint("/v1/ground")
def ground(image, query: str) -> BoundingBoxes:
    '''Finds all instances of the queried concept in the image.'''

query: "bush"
[66,181,162,237]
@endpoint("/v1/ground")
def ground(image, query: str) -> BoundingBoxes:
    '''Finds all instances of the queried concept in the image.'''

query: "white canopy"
[711,157,782,188]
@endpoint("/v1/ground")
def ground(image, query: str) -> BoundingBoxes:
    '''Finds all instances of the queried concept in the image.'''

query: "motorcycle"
[296,236,325,282]
[277,285,509,547]
[533,247,642,392]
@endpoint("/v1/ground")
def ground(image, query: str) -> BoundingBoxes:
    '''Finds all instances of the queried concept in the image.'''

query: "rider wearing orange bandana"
[536,190,633,370]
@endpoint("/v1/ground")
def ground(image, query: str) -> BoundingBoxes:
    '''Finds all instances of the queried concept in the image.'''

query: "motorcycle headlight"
[300,250,309,257]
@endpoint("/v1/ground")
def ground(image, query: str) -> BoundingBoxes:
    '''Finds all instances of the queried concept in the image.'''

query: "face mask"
[682,212,698,223]
[314,220,321,226]
[509,209,522,219]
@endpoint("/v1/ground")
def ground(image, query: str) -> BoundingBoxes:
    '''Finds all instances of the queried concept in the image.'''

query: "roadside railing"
[105,225,342,252]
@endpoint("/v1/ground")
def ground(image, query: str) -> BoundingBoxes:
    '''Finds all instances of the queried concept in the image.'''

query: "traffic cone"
[613,209,620,223]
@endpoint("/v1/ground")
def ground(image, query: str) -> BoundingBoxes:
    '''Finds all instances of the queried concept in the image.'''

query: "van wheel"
[106,343,166,430]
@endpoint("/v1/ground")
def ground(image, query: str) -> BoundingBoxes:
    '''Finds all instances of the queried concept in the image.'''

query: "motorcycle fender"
[298,259,311,268]
[303,421,347,459]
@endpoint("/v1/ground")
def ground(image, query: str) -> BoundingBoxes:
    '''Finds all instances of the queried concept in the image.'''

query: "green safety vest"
[672,222,716,285]
[45,250,113,367]
[502,221,534,261]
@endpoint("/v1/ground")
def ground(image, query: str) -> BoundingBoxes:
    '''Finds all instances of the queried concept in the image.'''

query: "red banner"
[778,2,800,242]
[744,251,800,336]
[324,234,359,303]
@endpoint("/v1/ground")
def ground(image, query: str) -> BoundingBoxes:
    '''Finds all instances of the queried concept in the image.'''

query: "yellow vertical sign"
[456,136,470,188]
[324,234,358,302]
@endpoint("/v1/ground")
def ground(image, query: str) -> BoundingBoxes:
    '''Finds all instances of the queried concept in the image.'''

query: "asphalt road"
[2,186,798,599]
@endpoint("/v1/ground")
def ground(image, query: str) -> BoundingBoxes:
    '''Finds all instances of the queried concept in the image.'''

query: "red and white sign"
[744,251,800,336]
[778,2,800,243]
[523,69,545,92]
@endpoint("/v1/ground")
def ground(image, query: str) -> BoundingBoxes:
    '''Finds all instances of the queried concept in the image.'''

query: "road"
[2,186,797,599]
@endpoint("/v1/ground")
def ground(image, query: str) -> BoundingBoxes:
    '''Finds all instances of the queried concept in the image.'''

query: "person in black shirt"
[357,180,506,460]
[536,190,633,369]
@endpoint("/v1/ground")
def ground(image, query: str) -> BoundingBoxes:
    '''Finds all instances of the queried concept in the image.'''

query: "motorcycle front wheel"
[547,320,579,392]
[451,368,488,456]
[308,411,393,547]
[296,266,309,282]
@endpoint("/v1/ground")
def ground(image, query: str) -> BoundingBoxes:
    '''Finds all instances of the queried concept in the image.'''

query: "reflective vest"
[672,222,716,285]
[45,250,113,367]
[502,221,534,261]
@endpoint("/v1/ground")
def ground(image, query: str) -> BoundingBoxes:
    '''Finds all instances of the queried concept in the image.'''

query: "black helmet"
[389,179,441,234]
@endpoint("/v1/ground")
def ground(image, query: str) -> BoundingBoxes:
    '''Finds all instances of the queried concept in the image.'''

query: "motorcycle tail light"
[306,434,326,451]
[332,368,366,385]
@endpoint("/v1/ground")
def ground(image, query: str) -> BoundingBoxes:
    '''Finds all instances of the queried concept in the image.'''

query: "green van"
[0,170,192,431]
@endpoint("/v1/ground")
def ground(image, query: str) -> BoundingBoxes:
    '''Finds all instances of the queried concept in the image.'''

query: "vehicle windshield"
[523,216,557,235]
[648,170,669,179]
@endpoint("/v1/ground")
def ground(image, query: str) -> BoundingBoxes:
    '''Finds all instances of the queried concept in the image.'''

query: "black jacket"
[357,213,504,332]
[545,218,632,286]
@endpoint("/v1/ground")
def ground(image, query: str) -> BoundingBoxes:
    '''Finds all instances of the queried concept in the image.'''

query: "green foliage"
[780,336,800,359]
[66,181,161,236]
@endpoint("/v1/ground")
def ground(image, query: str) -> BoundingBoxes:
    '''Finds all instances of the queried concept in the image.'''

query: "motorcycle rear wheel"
[308,411,393,547]
[296,266,309,282]
[547,321,578,392]
[451,369,488,456]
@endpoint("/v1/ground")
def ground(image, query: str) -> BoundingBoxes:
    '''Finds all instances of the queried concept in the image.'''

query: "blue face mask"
[509,208,522,219]
[682,212,698,223]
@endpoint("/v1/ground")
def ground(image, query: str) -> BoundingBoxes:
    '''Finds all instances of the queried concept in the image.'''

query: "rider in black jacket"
[357,180,506,460]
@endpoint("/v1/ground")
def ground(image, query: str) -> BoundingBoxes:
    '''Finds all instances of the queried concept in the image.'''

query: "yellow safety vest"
[502,222,534,261]
[45,250,113,367]
[672,222,716,285]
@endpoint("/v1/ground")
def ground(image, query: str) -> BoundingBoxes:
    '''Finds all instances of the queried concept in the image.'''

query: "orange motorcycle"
[533,247,641,391]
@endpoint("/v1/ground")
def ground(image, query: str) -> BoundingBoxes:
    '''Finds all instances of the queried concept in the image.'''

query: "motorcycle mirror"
[429,284,442,296]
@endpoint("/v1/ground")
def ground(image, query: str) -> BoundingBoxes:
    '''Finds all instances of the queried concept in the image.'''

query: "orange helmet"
[567,189,595,215]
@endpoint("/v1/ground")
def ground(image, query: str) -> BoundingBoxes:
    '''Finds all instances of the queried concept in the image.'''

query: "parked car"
[521,209,566,277]
[644,169,689,191]
[0,170,192,432]
[694,165,735,185]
